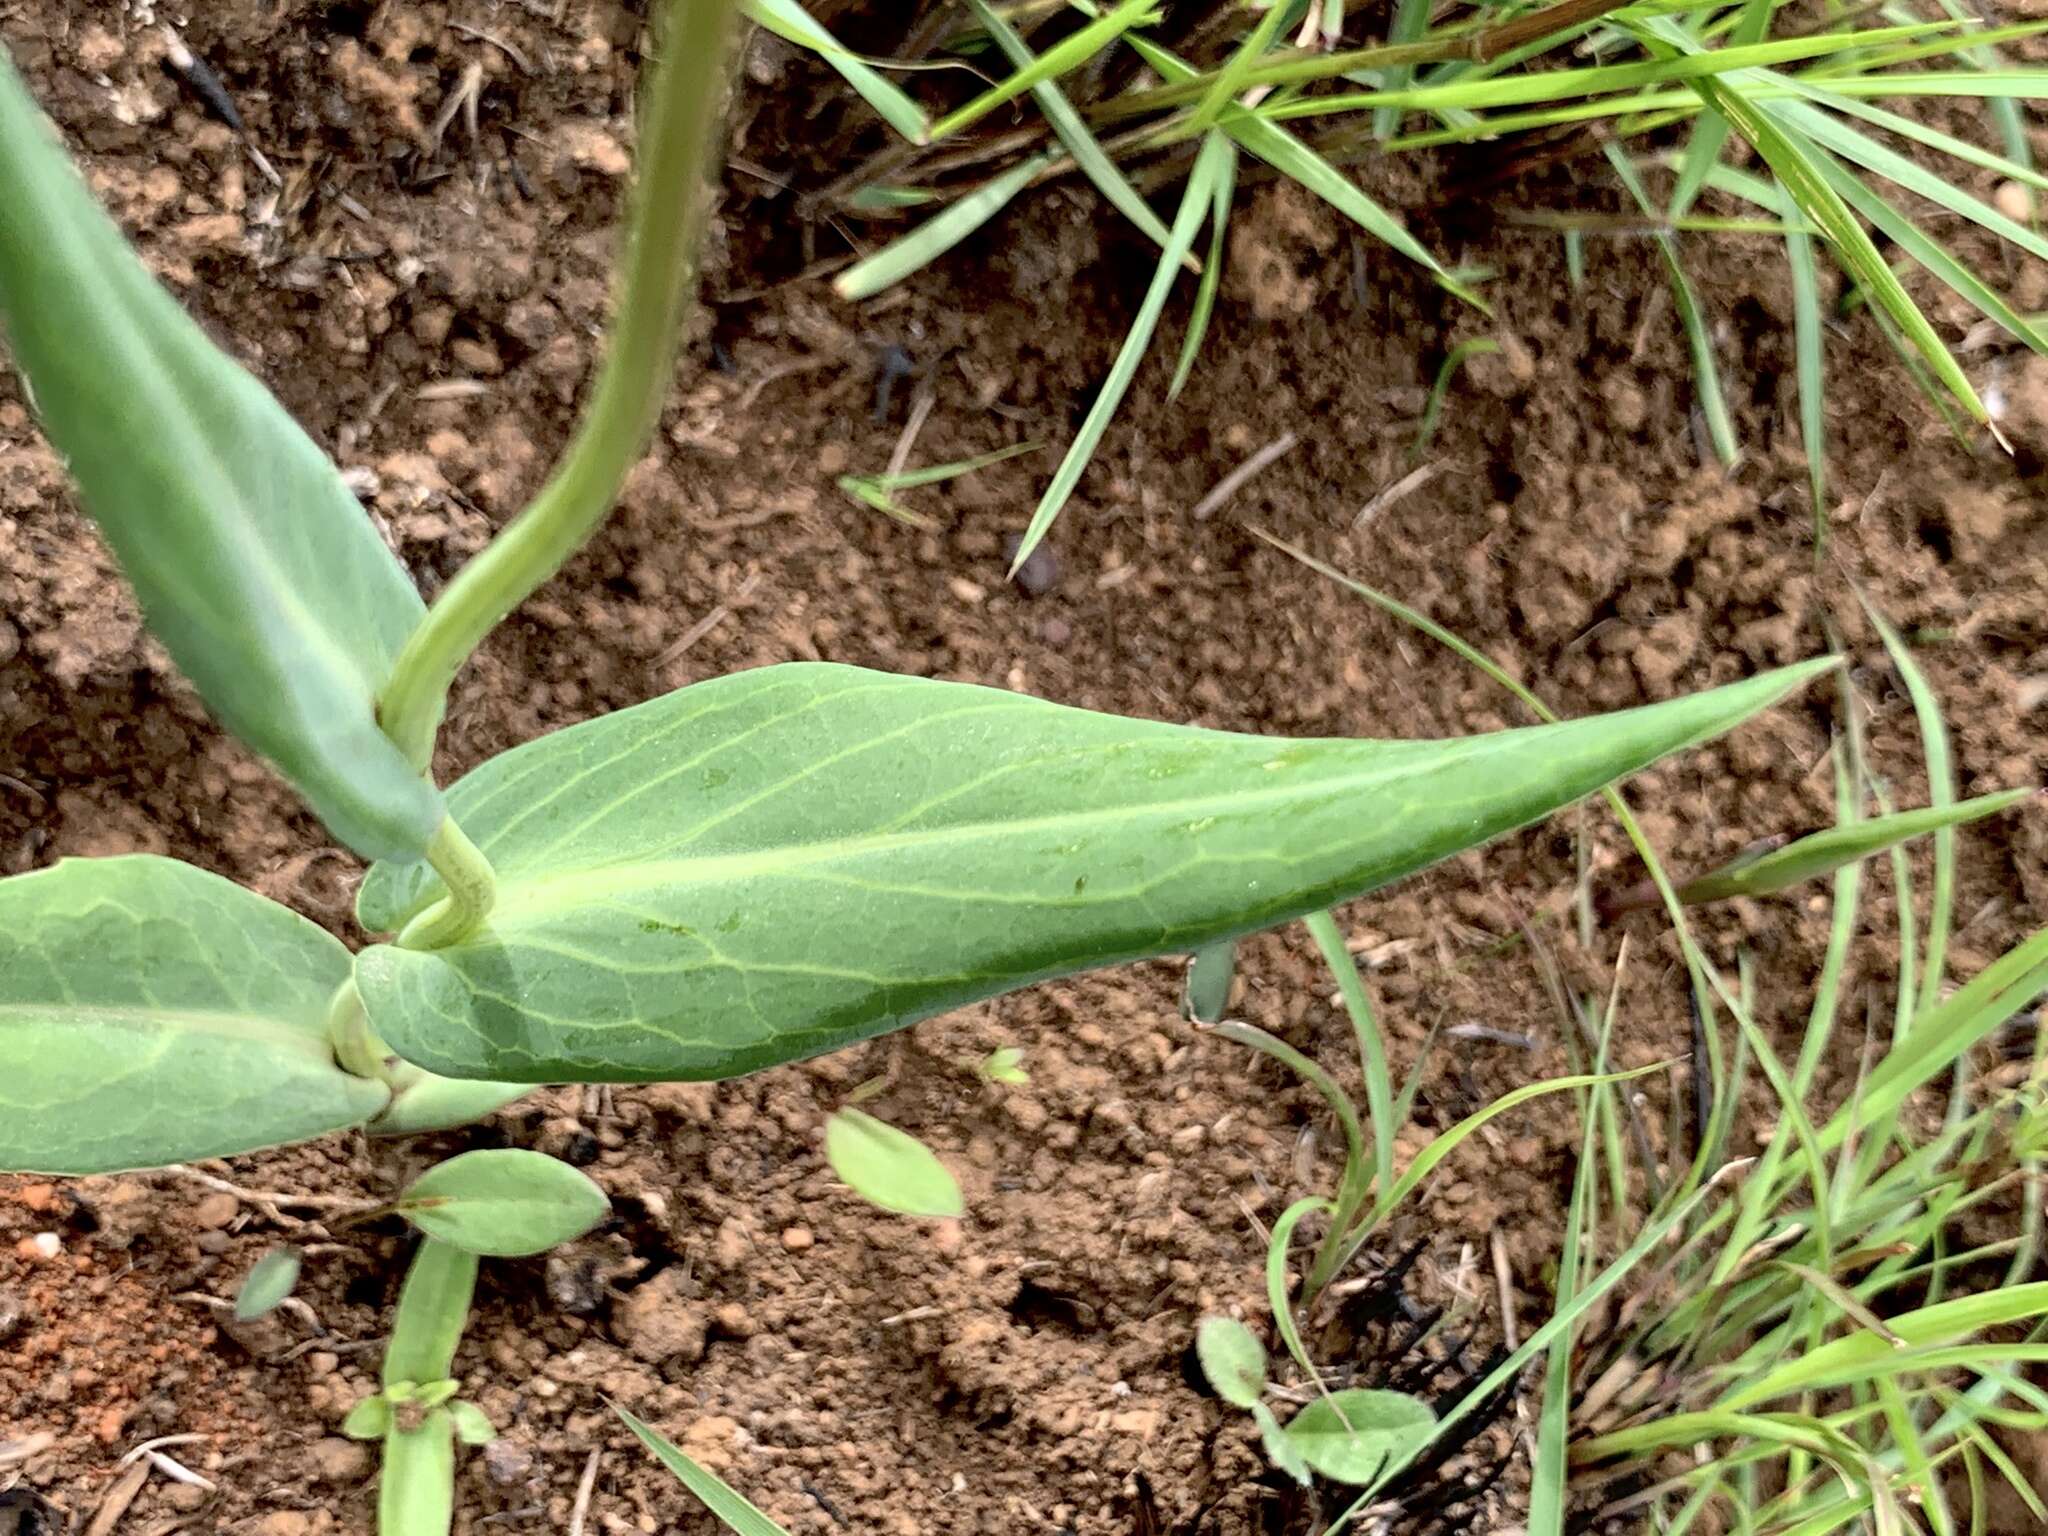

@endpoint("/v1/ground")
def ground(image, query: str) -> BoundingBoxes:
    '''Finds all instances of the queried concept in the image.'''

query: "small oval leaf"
[447,1401,495,1446]
[824,1109,964,1219]
[396,1150,610,1257]
[0,56,440,859]
[1281,1389,1438,1485]
[0,857,390,1174]
[1252,1400,1312,1486]
[234,1247,303,1322]
[341,1395,391,1440]
[1195,1316,1267,1409]
[356,660,1832,1082]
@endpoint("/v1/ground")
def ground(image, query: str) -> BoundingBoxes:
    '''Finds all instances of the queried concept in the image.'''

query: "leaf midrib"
[0,1002,331,1053]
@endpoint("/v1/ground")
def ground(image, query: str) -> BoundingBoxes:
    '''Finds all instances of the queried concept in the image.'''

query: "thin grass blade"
[742,0,929,143]
[835,153,1053,302]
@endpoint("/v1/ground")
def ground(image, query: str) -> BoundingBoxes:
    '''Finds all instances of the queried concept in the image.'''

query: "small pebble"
[482,1437,535,1487]
[1002,533,1061,597]
[15,1233,61,1262]
[779,1225,814,1252]
[191,1192,239,1230]
[1995,179,2034,223]
[308,1436,371,1484]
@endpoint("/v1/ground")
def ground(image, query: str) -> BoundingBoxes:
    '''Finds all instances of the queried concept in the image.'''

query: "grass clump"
[769,0,2047,560]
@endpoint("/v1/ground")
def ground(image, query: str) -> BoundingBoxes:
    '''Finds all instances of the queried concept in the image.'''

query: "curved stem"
[377,0,738,770]
[398,817,497,951]
[328,973,391,1082]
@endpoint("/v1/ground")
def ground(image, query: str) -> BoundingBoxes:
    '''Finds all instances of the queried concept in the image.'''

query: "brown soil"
[2,4,2045,1534]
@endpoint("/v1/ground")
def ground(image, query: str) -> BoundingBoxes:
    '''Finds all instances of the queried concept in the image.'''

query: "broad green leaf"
[355,658,1833,1083]
[1196,1315,1268,1408]
[824,1108,964,1218]
[1282,1389,1438,1483]
[0,53,440,860]
[619,1406,794,1536]
[396,1149,610,1257]
[0,856,389,1174]
[234,1247,304,1322]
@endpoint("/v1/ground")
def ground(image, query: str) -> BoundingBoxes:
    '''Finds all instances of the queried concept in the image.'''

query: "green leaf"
[366,1073,533,1138]
[379,1409,456,1536]
[1281,1389,1438,1484]
[1183,938,1238,1025]
[618,1405,794,1536]
[355,658,1833,1084]
[396,1149,611,1257]
[341,1395,392,1441]
[0,856,389,1174]
[0,54,440,860]
[740,0,929,144]
[234,1247,303,1323]
[447,1401,495,1447]
[1196,1315,1268,1408]
[383,1240,478,1390]
[978,1046,1031,1085]
[1675,790,2033,906]
[833,153,1053,302]
[824,1108,964,1218]
[1253,1400,1313,1485]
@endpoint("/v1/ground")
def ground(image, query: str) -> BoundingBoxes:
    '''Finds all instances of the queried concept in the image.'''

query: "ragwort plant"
[1,1,1842,1529]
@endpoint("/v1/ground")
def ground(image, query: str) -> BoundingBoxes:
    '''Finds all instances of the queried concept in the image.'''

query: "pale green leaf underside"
[0,53,438,859]
[356,661,1829,1083]
[1283,1388,1438,1483]
[0,856,389,1174]
[396,1148,611,1257]
[823,1107,964,1218]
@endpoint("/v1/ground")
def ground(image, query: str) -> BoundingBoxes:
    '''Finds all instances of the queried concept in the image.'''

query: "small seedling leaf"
[824,1109,964,1218]
[447,1401,496,1446]
[1195,1316,1267,1408]
[397,1150,611,1257]
[618,1405,795,1536]
[1281,1389,1438,1484]
[1183,939,1237,1024]
[0,856,390,1175]
[1252,1401,1312,1485]
[341,1396,392,1441]
[980,1047,1030,1085]
[355,659,1833,1082]
[235,1247,303,1323]
[0,56,440,859]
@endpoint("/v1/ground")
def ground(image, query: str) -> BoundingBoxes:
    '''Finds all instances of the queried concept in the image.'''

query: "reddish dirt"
[3,3,2046,1534]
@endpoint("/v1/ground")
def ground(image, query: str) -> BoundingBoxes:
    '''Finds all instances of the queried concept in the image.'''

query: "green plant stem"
[376,0,736,771]
[397,818,497,951]
[328,974,389,1082]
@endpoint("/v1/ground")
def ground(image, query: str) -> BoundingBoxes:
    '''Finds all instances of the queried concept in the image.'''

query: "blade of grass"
[1413,339,1500,460]
[617,1405,792,1536]
[1668,0,1776,219]
[741,0,929,144]
[1306,912,1396,1200]
[1168,135,1237,401]
[1606,144,1740,465]
[835,153,1054,301]
[1007,131,1226,574]
[927,0,1158,142]
[1785,193,1828,543]
[1191,0,1296,132]
[965,0,1187,264]
[1121,35,1482,309]
[1687,74,1988,424]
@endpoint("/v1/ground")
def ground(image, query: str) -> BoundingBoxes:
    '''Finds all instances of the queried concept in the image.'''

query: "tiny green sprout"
[977,1046,1031,1086]
[824,1108,964,1219]
[447,1401,496,1447]
[233,1245,302,1322]
[343,1396,393,1441]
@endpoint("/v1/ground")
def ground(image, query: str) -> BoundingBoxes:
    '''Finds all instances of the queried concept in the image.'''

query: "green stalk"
[377,0,736,771]
[397,818,498,951]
